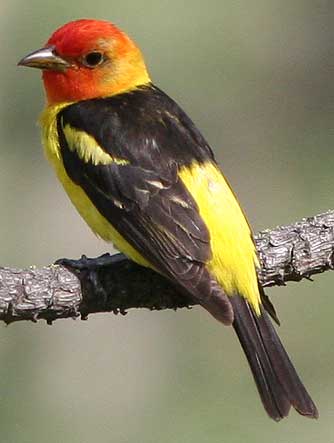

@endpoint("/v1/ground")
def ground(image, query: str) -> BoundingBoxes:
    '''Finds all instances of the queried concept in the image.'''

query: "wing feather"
[56,85,233,323]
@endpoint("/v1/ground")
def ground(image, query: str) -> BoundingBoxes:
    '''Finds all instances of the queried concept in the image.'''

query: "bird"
[18,19,318,420]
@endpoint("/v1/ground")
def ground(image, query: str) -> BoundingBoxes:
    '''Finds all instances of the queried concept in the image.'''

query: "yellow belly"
[40,104,260,313]
[179,162,260,313]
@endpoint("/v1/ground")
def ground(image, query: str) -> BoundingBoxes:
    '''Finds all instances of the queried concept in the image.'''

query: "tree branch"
[1,210,333,324]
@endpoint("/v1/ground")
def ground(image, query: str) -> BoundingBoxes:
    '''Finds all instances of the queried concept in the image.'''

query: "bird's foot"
[55,253,127,318]
[55,252,125,272]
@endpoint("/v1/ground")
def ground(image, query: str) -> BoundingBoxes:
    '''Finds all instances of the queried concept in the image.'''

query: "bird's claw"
[55,252,124,271]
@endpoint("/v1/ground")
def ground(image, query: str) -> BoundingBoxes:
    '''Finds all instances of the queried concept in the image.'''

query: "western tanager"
[18,19,318,420]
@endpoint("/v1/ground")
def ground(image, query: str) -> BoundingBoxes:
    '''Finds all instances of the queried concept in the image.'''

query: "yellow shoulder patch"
[61,120,128,166]
[39,103,151,269]
[39,104,128,166]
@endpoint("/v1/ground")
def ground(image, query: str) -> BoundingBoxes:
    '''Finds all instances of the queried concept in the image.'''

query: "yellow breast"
[40,104,260,313]
[39,104,151,268]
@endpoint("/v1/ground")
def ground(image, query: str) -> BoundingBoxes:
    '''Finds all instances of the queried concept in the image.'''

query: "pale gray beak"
[18,45,71,71]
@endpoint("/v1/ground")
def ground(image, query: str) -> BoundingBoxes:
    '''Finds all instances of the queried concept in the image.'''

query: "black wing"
[57,85,233,322]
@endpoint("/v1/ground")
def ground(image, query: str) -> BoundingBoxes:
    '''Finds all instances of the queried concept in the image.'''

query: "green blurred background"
[0,1,333,442]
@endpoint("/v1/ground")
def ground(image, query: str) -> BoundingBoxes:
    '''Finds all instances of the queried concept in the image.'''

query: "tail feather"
[230,295,318,420]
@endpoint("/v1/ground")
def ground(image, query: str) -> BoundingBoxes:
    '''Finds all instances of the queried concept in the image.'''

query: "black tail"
[230,295,318,421]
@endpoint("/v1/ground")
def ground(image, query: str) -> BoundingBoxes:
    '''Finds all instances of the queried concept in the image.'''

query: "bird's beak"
[18,45,71,71]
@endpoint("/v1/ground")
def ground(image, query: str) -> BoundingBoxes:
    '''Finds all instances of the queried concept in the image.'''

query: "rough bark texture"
[0,210,333,324]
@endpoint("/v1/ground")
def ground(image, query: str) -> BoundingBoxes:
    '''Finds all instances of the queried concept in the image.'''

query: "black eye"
[82,52,104,67]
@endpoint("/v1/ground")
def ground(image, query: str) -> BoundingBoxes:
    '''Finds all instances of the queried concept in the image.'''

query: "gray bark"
[0,210,333,324]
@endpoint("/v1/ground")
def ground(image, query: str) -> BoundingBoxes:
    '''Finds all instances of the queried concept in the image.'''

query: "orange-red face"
[19,19,150,104]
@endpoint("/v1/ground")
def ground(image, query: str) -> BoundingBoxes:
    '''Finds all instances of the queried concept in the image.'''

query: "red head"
[19,19,151,104]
